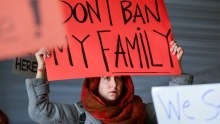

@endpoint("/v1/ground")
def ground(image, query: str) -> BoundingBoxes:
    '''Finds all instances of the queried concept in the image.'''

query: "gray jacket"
[25,74,192,124]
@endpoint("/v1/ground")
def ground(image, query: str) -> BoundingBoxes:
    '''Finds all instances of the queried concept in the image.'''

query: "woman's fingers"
[177,47,184,60]
[43,48,51,57]
[38,48,51,58]
[170,41,177,53]
[35,48,51,65]
[170,41,184,60]
[170,40,175,45]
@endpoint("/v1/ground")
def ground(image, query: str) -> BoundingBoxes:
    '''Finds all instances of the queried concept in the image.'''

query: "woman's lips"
[109,91,117,94]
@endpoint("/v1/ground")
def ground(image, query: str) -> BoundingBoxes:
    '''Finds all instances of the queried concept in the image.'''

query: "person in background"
[0,109,9,124]
[25,41,192,124]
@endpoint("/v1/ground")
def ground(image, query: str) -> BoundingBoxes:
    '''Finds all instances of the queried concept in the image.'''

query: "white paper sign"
[152,83,220,124]
[12,54,37,78]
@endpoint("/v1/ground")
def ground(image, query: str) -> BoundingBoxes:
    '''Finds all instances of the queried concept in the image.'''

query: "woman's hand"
[35,48,51,66]
[35,48,51,78]
[170,41,184,61]
[170,41,184,73]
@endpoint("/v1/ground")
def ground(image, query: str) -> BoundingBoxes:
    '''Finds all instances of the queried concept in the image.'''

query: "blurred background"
[0,0,220,123]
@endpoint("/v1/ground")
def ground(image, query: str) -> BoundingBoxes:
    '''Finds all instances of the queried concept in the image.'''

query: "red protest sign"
[46,0,181,81]
[0,0,65,60]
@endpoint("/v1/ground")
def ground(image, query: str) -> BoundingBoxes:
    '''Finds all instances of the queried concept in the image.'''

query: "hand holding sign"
[170,41,184,60]
[35,48,51,79]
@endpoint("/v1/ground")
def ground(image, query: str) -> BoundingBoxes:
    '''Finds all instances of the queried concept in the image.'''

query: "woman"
[25,41,192,124]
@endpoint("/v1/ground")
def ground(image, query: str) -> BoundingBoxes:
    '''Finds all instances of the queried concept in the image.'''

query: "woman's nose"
[110,78,117,88]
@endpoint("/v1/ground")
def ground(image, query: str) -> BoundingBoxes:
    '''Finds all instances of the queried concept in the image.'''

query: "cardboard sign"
[152,83,220,124]
[0,0,65,60]
[46,0,181,80]
[12,54,37,78]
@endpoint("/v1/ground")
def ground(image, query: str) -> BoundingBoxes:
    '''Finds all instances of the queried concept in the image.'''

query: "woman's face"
[98,76,123,101]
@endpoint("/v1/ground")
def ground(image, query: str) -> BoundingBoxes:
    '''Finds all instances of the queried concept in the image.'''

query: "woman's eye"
[104,77,110,81]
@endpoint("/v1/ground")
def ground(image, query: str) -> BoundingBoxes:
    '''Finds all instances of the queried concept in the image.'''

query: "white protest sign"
[152,83,220,124]
[12,54,37,78]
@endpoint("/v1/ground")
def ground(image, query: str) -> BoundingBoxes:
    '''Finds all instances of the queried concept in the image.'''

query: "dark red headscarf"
[81,76,146,124]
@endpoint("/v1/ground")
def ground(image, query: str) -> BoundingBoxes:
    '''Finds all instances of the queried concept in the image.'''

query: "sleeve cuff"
[26,78,47,87]
[169,73,193,86]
